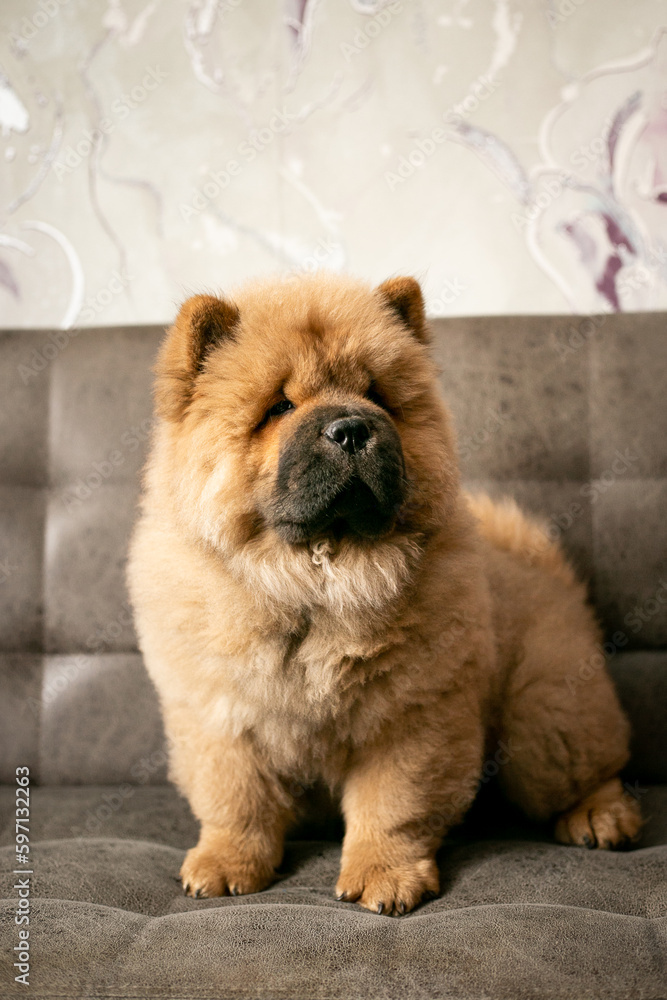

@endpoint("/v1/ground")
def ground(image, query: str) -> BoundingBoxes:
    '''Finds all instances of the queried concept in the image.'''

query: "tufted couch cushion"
[0,313,666,999]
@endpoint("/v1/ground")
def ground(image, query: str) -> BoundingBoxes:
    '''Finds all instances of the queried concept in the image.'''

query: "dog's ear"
[376,276,429,344]
[154,294,240,420]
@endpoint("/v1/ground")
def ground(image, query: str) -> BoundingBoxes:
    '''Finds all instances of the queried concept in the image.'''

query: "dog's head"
[152,274,461,608]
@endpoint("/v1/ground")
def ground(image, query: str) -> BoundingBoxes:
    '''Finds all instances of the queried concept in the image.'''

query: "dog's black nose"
[324,416,371,455]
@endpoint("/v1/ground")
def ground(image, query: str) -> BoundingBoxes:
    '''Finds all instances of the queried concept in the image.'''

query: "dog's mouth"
[268,402,408,546]
[274,478,401,545]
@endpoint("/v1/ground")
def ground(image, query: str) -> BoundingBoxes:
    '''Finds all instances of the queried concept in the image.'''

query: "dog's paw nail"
[183,882,190,895]
[397,901,407,915]
[335,892,347,901]
[194,888,201,899]
[377,902,385,915]
[582,834,596,849]
[230,886,239,896]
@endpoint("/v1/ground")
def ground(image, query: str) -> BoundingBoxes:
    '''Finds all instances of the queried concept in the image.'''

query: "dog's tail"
[465,492,577,588]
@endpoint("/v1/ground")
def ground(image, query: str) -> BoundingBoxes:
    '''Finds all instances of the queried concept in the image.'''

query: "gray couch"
[1,313,666,1000]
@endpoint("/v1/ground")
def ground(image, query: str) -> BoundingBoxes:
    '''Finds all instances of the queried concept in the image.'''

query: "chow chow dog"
[127,273,641,915]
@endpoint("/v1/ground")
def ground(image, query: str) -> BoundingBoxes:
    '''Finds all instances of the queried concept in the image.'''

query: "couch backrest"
[1,313,665,785]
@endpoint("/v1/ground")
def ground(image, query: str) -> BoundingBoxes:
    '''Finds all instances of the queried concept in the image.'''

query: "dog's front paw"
[335,852,439,915]
[180,841,275,899]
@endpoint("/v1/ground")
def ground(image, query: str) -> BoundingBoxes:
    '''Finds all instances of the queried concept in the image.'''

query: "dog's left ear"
[376,276,429,344]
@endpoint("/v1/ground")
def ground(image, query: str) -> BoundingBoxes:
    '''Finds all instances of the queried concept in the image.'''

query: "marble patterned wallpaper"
[1,0,666,328]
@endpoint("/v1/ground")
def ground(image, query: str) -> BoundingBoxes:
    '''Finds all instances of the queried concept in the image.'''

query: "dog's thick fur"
[127,273,641,915]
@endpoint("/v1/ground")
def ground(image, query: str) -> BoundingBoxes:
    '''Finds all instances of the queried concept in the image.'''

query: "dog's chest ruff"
[263,618,391,714]
[207,609,399,770]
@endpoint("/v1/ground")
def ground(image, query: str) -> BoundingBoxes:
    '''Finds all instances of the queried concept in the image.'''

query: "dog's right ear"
[154,294,240,420]
[376,276,429,345]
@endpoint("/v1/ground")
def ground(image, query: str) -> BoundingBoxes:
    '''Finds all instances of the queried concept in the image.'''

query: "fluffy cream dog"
[127,274,640,915]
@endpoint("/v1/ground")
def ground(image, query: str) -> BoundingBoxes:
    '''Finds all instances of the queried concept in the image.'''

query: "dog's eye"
[265,398,295,420]
[366,383,389,411]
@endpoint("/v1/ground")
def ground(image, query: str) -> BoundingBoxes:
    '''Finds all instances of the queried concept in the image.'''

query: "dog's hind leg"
[554,776,642,848]
[494,620,642,847]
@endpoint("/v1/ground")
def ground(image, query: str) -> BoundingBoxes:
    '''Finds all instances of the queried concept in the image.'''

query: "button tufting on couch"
[1,315,666,1000]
